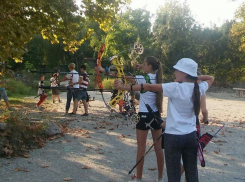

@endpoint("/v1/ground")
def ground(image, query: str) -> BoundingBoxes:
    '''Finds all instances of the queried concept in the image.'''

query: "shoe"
[81,113,89,116]
[156,178,164,182]
[59,100,62,103]
[53,100,55,104]
[8,107,15,111]
[36,105,42,111]
[128,179,142,182]
[68,112,76,116]
[201,120,209,125]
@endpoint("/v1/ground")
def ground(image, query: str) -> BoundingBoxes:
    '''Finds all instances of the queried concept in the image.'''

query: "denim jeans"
[65,90,74,112]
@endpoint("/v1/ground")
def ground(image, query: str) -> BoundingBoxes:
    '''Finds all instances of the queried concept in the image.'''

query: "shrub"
[0,114,46,157]
[101,78,114,90]
[5,79,36,97]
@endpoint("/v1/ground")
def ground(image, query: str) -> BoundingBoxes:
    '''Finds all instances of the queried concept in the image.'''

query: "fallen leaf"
[23,153,29,158]
[14,168,29,172]
[148,167,157,171]
[41,165,49,168]
[63,177,73,181]
[82,165,91,169]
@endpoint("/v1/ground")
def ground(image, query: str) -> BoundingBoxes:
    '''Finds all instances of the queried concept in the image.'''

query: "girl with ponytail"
[126,56,164,182]
[115,58,214,182]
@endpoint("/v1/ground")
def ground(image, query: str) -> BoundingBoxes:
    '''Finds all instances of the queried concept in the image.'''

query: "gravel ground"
[0,90,245,182]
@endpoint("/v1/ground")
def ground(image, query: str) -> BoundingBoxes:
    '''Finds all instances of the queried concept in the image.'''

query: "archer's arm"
[114,80,163,93]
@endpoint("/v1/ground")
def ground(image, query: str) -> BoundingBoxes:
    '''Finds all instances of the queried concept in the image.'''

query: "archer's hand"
[94,66,105,73]
[114,80,124,90]
[135,64,143,70]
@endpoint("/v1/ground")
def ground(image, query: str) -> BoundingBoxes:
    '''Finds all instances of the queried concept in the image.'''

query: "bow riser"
[109,56,126,107]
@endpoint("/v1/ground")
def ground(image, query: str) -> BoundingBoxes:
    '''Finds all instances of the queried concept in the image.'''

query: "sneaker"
[36,105,42,111]
[8,107,15,111]
[81,113,89,116]
[156,178,164,182]
[68,112,76,116]
[201,120,209,125]
[128,179,142,182]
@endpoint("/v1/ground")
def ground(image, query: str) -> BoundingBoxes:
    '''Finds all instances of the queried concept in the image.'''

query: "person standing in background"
[37,74,47,110]
[50,72,62,103]
[59,63,79,115]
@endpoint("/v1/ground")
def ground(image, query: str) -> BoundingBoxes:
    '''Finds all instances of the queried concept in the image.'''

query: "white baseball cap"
[173,58,198,77]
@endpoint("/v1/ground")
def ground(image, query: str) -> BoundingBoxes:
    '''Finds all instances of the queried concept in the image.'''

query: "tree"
[0,0,129,62]
[89,8,152,72]
[152,0,200,77]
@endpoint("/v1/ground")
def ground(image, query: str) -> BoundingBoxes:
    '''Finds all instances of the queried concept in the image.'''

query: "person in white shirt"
[126,56,164,182]
[50,72,61,103]
[59,63,79,115]
[114,58,214,182]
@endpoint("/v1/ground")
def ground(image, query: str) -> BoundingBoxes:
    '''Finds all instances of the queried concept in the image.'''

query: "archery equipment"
[198,124,225,167]
[199,124,225,150]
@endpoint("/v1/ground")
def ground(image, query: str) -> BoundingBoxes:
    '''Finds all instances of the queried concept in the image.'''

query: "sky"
[129,0,244,27]
[75,0,244,27]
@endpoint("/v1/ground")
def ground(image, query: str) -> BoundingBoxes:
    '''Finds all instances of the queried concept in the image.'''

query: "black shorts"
[136,111,162,130]
[51,87,59,95]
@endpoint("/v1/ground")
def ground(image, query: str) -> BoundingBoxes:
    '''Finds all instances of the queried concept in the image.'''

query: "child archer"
[37,74,47,110]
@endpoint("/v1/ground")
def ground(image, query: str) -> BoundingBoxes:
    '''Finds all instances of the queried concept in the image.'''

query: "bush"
[5,79,36,97]
[102,78,114,90]
[88,77,114,90]
[0,114,46,157]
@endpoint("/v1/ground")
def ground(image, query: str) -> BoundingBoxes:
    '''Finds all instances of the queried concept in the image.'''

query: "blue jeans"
[0,88,8,101]
[65,90,75,112]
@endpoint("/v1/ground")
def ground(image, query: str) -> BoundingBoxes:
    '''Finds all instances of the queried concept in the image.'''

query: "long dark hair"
[145,56,163,113]
[187,75,200,116]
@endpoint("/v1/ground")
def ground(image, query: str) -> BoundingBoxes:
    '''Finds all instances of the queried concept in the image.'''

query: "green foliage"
[5,79,36,97]
[24,61,36,71]
[101,78,114,90]
[152,0,199,73]
[0,0,129,62]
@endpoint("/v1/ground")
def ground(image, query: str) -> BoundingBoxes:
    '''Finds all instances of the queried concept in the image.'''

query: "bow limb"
[95,43,113,111]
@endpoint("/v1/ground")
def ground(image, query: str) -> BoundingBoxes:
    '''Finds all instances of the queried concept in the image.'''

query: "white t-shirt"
[50,77,58,87]
[162,81,209,135]
[136,73,158,112]
[65,70,79,88]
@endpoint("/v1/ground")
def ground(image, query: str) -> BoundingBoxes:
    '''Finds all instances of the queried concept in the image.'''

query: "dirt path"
[0,90,245,182]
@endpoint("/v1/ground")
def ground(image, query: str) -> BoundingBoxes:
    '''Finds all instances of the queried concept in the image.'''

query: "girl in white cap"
[114,58,214,182]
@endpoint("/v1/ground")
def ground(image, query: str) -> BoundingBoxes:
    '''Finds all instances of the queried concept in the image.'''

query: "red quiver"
[199,133,213,150]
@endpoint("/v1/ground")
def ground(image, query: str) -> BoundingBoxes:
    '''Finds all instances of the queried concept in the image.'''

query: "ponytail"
[156,61,163,113]
[145,56,163,113]
[192,80,200,116]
